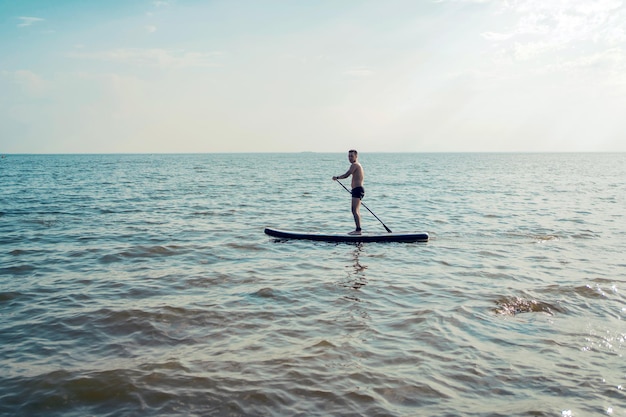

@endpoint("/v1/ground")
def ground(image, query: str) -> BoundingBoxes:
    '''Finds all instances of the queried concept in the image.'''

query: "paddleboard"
[264,227,429,243]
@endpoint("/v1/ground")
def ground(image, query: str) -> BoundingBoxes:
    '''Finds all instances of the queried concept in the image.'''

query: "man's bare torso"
[350,162,364,189]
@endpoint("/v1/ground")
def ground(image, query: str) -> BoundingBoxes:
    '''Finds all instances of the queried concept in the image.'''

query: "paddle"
[335,180,393,233]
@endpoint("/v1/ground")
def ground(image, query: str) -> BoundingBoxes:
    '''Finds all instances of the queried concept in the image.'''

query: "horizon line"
[2,150,625,156]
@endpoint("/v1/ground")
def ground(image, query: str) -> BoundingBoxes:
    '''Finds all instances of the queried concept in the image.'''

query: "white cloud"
[344,67,374,78]
[434,0,492,2]
[543,47,626,87]
[2,70,48,95]
[17,16,44,27]
[145,25,157,33]
[484,0,626,58]
[70,48,222,69]
[481,31,513,41]
[476,0,626,91]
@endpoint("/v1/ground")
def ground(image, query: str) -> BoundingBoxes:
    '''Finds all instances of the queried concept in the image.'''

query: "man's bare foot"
[348,229,362,235]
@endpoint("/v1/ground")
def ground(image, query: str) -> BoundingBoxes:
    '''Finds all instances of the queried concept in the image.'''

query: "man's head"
[348,149,358,162]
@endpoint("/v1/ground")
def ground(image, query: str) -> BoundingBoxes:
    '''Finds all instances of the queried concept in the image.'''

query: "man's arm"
[333,164,356,180]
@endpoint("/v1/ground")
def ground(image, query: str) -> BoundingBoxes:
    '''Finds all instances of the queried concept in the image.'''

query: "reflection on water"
[341,244,368,296]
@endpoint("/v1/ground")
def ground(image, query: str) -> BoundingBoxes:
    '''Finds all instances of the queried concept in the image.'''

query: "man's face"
[348,152,357,163]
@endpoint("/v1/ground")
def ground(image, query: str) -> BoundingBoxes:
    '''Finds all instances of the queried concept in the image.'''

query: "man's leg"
[351,197,362,233]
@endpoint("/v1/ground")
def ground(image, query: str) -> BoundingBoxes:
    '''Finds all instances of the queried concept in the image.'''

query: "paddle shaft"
[336,180,392,233]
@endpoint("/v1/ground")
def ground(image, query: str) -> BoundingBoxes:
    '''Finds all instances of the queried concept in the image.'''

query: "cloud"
[2,70,48,95]
[70,48,222,69]
[543,47,626,86]
[476,0,626,90]
[433,0,492,2]
[483,0,626,60]
[17,16,44,27]
[145,25,157,33]
[344,67,375,78]
[481,31,513,41]
[153,1,170,7]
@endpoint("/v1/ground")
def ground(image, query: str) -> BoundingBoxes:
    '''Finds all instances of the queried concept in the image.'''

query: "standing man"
[333,149,365,235]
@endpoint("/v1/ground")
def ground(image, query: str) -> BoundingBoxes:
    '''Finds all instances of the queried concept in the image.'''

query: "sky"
[1,0,625,153]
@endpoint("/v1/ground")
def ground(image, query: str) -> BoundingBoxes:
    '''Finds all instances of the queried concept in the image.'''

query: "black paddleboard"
[264,227,429,243]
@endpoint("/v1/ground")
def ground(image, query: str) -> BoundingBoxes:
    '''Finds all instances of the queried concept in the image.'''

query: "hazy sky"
[1,0,625,153]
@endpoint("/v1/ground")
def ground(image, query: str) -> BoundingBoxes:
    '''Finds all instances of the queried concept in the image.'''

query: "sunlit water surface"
[1,153,624,416]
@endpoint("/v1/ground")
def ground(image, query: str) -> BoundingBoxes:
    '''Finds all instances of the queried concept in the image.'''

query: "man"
[332,149,365,235]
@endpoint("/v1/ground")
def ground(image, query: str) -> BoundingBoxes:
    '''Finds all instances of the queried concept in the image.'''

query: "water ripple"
[1,153,625,416]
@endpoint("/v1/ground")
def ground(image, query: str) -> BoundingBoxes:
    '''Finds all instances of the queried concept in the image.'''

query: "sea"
[1,153,624,417]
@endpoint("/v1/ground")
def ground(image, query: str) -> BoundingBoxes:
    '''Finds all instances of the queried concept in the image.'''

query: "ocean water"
[0,152,624,417]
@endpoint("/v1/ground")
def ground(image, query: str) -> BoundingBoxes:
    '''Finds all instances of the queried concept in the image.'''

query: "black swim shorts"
[351,186,365,199]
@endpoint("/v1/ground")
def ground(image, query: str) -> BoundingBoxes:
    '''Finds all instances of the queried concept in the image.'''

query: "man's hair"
[349,149,358,155]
